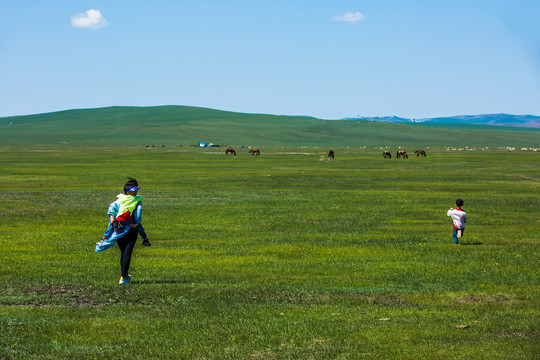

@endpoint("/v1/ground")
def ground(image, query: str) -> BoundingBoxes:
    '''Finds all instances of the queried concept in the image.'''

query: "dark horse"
[225,147,236,156]
[383,151,392,159]
[396,150,408,159]
[414,150,426,157]
[249,148,260,156]
[328,150,334,160]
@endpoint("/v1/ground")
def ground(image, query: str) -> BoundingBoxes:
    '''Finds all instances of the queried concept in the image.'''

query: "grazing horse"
[396,150,408,159]
[383,151,392,159]
[225,147,236,156]
[328,150,335,160]
[249,148,260,156]
[414,150,426,157]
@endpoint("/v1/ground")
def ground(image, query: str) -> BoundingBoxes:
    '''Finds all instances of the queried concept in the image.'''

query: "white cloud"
[71,9,108,30]
[332,11,366,24]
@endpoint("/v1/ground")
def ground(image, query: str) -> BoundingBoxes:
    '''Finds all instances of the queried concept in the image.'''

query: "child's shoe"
[457,230,462,239]
[142,238,152,247]
[119,275,132,284]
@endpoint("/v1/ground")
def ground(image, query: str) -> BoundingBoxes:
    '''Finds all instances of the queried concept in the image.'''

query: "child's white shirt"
[447,208,466,229]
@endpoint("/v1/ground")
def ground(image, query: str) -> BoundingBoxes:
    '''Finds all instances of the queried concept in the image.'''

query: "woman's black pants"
[117,228,138,278]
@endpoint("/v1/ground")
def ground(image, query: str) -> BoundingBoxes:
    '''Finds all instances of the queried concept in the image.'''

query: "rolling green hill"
[1,106,538,149]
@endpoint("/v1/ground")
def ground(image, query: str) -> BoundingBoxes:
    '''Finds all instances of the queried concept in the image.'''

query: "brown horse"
[414,150,426,157]
[328,150,334,160]
[225,147,236,156]
[249,148,260,156]
[396,150,408,159]
[383,151,392,159]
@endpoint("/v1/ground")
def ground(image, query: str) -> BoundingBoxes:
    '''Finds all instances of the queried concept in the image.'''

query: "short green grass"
[1,147,539,359]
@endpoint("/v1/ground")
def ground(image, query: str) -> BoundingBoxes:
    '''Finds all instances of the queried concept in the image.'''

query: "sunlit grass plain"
[1,146,538,359]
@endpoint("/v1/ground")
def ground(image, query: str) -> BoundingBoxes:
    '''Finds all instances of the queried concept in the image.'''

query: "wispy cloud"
[331,11,366,24]
[71,9,108,30]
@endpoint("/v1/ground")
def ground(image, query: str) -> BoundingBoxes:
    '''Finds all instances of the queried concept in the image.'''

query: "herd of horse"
[383,150,426,159]
[225,147,259,156]
[224,147,426,159]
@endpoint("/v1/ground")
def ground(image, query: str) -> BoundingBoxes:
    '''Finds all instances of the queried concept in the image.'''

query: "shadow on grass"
[135,279,191,285]
[460,241,483,246]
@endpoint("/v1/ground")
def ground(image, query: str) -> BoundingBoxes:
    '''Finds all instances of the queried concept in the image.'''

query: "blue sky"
[1,0,539,119]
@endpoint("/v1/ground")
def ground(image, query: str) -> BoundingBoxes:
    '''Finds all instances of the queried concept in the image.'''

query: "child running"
[447,199,467,244]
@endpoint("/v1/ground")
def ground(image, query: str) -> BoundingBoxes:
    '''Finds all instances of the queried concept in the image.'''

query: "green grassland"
[1,106,539,148]
[1,107,539,358]
[1,145,539,359]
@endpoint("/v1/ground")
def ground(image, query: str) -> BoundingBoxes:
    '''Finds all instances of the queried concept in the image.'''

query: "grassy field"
[0,146,538,359]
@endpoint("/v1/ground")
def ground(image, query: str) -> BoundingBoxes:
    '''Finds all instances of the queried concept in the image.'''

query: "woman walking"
[96,178,145,284]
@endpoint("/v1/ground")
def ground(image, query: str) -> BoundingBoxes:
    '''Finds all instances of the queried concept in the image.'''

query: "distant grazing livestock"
[383,151,392,159]
[396,150,408,159]
[249,148,260,156]
[328,150,335,160]
[415,150,426,157]
[225,147,236,156]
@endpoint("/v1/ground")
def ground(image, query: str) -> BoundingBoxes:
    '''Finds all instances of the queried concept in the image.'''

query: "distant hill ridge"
[345,114,540,128]
[1,106,539,148]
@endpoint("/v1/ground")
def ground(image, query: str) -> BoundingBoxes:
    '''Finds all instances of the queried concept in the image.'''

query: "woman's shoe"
[119,275,132,284]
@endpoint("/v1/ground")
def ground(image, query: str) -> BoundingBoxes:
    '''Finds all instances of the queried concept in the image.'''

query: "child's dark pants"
[117,228,138,278]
